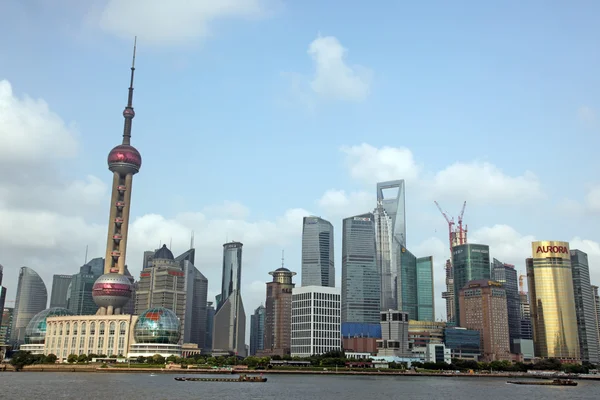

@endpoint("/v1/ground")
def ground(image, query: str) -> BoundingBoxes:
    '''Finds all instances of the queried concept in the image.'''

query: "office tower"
[442,260,456,326]
[527,241,579,362]
[491,259,521,352]
[142,250,155,269]
[183,259,208,348]
[250,305,266,356]
[0,308,13,345]
[263,264,296,356]
[213,242,246,356]
[519,292,533,340]
[10,267,48,343]
[443,327,481,360]
[0,264,5,331]
[68,258,104,315]
[459,280,511,361]
[570,249,600,364]
[93,41,141,316]
[374,180,406,311]
[122,266,136,315]
[592,285,600,363]
[301,216,334,287]
[205,301,215,351]
[452,243,490,325]
[376,310,410,357]
[341,213,380,325]
[398,248,435,321]
[135,245,186,327]
[49,275,72,309]
[291,286,341,357]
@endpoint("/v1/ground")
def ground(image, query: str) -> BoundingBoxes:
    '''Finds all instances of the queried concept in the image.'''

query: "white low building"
[412,344,452,364]
[291,286,341,357]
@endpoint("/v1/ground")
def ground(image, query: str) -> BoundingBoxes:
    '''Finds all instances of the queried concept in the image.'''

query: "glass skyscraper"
[374,180,406,311]
[491,259,522,352]
[250,305,266,355]
[10,267,48,343]
[50,274,72,309]
[452,243,490,326]
[301,216,334,287]
[570,249,599,364]
[342,213,380,324]
[416,256,435,321]
[527,241,579,362]
[398,248,434,321]
[68,258,104,315]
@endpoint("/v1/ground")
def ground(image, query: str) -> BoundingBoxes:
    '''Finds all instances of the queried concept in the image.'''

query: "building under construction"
[434,201,467,325]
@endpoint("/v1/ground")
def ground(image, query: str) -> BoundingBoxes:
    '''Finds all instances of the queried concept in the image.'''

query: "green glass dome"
[25,307,74,344]
[134,307,181,344]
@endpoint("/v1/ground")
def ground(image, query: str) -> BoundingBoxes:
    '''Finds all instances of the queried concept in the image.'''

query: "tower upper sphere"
[108,144,142,174]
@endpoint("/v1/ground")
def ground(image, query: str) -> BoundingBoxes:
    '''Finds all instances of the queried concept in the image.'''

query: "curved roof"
[154,244,174,260]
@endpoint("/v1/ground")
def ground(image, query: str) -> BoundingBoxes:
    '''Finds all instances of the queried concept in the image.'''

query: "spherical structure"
[154,244,174,261]
[92,273,133,310]
[134,307,181,344]
[24,307,74,344]
[107,144,142,174]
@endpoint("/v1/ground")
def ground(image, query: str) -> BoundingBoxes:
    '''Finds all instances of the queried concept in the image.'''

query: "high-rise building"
[0,264,5,332]
[205,301,215,351]
[376,309,410,358]
[341,213,380,325]
[444,327,481,360]
[68,258,104,316]
[291,286,341,357]
[519,292,533,340]
[442,260,456,326]
[183,259,208,348]
[301,216,335,287]
[135,245,186,330]
[49,275,72,309]
[570,249,599,364]
[92,40,141,316]
[398,248,435,321]
[10,267,48,343]
[527,241,580,362]
[491,259,521,352]
[213,242,246,356]
[459,280,511,361]
[374,180,406,311]
[452,243,490,325]
[592,285,600,363]
[250,305,266,356]
[263,265,296,356]
[0,308,13,346]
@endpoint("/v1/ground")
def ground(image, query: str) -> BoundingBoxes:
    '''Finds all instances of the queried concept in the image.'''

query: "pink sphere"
[107,144,142,174]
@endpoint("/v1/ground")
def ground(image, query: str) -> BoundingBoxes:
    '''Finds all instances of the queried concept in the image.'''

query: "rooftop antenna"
[159,240,162,249]
[190,231,195,249]
[169,237,173,249]
[84,245,89,265]
[122,36,137,145]
[281,250,285,268]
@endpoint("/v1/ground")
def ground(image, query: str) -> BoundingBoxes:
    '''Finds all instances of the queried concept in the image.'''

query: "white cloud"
[203,201,250,220]
[585,185,600,213]
[307,35,372,102]
[317,189,374,217]
[98,0,274,46]
[578,106,596,124]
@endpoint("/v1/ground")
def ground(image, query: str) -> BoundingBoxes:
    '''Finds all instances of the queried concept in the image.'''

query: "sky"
[1,0,600,336]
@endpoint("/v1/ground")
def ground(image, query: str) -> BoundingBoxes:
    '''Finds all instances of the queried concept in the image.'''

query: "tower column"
[104,172,121,274]
[118,173,134,275]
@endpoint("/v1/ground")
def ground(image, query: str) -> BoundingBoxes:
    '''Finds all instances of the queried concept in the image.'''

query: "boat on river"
[174,374,267,383]
[507,378,577,386]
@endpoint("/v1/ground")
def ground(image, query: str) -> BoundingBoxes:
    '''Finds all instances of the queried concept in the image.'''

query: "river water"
[0,372,597,399]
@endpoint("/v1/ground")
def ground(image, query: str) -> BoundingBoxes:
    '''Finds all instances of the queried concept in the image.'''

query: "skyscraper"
[527,241,579,362]
[452,243,490,325]
[592,285,600,363]
[0,308,13,346]
[50,275,72,309]
[263,264,296,356]
[93,39,140,316]
[374,180,406,311]
[491,259,521,352]
[250,305,266,356]
[183,259,208,348]
[301,216,334,287]
[10,267,48,343]
[0,264,5,331]
[415,255,435,321]
[396,247,435,321]
[68,258,104,315]
[341,213,380,325]
[519,292,533,340]
[570,249,599,364]
[205,301,215,351]
[213,242,246,356]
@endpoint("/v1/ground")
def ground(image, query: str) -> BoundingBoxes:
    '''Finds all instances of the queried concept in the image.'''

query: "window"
[73,323,78,336]
[66,323,70,335]
[59,323,63,335]
[109,322,116,336]
[99,322,105,335]
[90,322,96,335]
[81,322,86,335]
[119,322,126,335]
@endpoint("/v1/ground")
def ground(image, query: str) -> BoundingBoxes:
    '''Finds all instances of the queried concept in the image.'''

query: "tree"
[151,354,165,365]
[67,354,78,364]
[10,351,35,371]
[166,355,178,363]
[45,354,58,364]
[77,354,88,363]
[137,356,146,364]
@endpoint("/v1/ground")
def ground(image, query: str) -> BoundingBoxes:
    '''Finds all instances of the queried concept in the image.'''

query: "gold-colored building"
[527,241,580,362]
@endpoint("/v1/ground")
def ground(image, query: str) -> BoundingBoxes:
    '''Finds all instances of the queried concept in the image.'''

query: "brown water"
[0,372,597,399]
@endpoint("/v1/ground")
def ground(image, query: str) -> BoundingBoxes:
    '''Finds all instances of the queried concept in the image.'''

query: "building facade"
[376,310,410,358]
[213,242,246,356]
[341,213,380,325]
[593,285,600,363]
[291,286,341,357]
[444,327,481,360]
[50,275,72,309]
[301,216,335,287]
[527,241,580,362]
[519,292,533,340]
[250,305,266,356]
[491,259,521,352]
[205,302,215,351]
[459,280,511,361]
[263,267,296,356]
[10,267,48,343]
[570,249,599,364]
[183,260,208,348]
[374,180,406,312]
[452,243,490,326]
[408,320,446,348]
[0,308,13,345]
[68,258,104,316]
[398,248,435,321]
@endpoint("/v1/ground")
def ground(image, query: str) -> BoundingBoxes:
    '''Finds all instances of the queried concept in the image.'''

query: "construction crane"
[434,201,455,256]
[457,201,467,246]
[519,274,526,294]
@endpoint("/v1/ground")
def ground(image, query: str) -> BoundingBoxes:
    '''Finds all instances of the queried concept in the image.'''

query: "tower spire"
[122,36,137,145]
[281,250,285,268]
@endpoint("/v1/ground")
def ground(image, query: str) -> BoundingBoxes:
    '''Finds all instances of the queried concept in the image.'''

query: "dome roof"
[25,307,74,344]
[134,307,180,344]
[154,244,174,261]
[107,144,142,174]
[274,267,290,272]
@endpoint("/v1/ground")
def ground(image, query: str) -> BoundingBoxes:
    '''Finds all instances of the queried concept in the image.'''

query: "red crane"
[457,201,467,246]
[434,201,455,256]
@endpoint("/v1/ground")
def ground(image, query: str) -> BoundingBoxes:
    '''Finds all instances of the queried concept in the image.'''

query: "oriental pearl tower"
[92,38,141,316]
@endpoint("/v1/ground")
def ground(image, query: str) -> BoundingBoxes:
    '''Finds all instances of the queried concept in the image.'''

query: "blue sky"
[1,0,600,328]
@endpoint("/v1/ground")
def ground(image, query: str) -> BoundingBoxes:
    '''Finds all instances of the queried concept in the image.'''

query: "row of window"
[46,335,127,358]
[48,321,127,337]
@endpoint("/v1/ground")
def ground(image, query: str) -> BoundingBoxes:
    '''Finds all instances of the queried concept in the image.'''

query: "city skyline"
[2,0,600,337]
